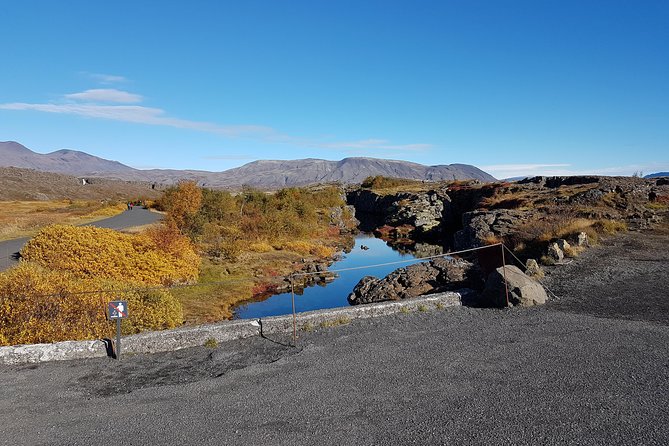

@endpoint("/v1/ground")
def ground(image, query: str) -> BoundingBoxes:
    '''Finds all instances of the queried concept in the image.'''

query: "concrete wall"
[0,292,462,365]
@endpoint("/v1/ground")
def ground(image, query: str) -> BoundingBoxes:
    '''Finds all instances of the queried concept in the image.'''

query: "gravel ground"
[0,228,668,445]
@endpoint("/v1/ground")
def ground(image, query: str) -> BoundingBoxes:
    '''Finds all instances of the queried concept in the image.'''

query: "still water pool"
[233,234,427,319]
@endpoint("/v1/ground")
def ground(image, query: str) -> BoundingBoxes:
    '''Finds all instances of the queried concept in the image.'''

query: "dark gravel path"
[0,208,161,271]
[1,228,668,445]
[542,226,669,325]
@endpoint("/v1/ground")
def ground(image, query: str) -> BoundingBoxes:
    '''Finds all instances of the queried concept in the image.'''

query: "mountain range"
[0,141,497,188]
[644,172,669,178]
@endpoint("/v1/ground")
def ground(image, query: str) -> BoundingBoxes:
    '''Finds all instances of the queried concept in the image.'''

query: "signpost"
[108,300,128,360]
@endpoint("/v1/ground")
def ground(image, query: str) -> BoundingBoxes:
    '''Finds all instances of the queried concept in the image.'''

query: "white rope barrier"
[290,243,503,278]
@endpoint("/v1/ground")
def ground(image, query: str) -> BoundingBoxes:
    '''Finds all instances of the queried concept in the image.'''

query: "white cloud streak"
[482,162,669,178]
[64,89,143,103]
[0,102,276,137]
[0,84,432,154]
[88,73,128,84]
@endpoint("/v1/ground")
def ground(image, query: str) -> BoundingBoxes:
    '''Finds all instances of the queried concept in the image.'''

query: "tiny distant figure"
[360,245,369,250]
[127,202,131,211]
[130,203,133,210]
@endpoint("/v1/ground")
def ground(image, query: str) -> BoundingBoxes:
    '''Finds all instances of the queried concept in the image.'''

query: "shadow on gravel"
[73,336,300,397]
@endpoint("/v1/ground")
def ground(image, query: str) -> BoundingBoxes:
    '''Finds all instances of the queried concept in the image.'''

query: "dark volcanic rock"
[348,189,453,239]
[346,190,397,215]
[544,176,601,188]
[347,257,481,305]
[453,209,528,250]
[568,188,605,205]
[385,191,451,235]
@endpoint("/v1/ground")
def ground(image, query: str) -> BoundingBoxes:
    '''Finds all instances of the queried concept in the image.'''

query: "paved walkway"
[0,208,162,271]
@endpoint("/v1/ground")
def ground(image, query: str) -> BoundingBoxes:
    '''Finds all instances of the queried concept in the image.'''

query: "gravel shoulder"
[1,227,668,445]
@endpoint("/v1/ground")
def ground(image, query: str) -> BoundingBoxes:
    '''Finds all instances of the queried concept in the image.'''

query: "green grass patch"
[319,316,352,328]
[204,338,218,348]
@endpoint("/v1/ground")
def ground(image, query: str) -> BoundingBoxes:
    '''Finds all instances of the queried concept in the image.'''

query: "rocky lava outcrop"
[347,257,483,305]
[347,257,548,308]
[344,175,669,308]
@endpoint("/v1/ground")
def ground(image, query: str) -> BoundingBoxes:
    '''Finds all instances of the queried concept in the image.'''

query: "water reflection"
[233,234,438,319]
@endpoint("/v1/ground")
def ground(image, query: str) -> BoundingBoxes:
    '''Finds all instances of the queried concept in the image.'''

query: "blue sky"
[1,0,667,178]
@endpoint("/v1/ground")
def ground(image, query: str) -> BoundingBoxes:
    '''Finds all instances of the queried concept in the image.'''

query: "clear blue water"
[233,234,426,319]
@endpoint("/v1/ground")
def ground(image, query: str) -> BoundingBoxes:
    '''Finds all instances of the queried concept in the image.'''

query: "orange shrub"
[21,224,199,286]
[0,263,183,346]
[158,180,203,231]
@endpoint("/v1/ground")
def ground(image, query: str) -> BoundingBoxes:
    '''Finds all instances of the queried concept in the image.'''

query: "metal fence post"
[290,275,297,346]
[501,243,510,307]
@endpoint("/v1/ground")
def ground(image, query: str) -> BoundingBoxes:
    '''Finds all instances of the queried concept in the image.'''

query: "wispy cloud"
[64,89,142,103]
[0,83,432,155]
[0,102,274,137]
[85,73,128,84]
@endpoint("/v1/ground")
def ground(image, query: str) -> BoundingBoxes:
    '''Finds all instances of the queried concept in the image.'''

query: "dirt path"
[0,227,668,445]
[0,208,162,271]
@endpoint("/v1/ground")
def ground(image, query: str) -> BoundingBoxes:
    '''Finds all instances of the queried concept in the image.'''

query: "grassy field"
[0,200,126,241]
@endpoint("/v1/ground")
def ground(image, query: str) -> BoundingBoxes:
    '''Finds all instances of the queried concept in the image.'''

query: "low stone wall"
[0,292,463,365]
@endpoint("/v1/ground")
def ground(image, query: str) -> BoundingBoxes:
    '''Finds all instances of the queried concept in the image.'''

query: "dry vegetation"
[0,262,182,346]
[362,175,663,264]
[0,223,194,346]
[360,175,430,195]
[21,224,199,286]
[159,182,353,321]
[0,166,160,240]
[0,180,354,344]
[0,166,161,202]
[0,200,127,241]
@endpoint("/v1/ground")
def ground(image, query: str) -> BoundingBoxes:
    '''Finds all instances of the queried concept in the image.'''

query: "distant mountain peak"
[0,141,497,188]
[0,141,32,153]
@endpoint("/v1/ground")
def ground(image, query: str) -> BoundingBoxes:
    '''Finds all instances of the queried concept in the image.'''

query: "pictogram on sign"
[108,300,128,319]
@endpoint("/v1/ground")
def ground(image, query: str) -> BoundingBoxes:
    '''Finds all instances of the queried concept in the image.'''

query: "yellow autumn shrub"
[21,224,199,286]
[0,262,183,346]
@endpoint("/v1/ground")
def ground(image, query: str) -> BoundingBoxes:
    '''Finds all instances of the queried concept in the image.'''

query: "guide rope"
[4,243,559,301]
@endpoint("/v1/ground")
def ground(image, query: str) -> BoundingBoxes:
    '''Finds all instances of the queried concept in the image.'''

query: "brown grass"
[593,219,627,234]
[0,200,125,241]
[482,234,503,245]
